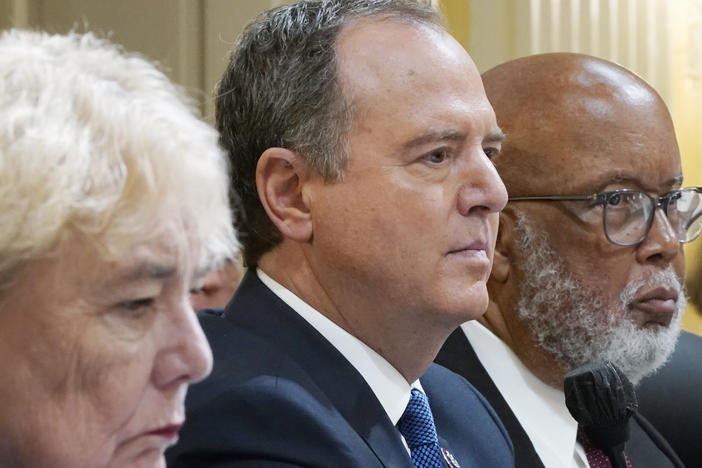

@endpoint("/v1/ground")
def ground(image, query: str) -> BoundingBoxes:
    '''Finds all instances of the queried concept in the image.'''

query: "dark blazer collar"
[436,328,545,468]
[223,269,414,468]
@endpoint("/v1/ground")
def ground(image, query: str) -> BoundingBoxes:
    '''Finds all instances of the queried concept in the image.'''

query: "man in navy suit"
[436,53,694,468]
[167,0,514,466]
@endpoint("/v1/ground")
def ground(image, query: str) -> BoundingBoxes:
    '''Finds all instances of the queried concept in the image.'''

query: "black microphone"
[564,360,637,468]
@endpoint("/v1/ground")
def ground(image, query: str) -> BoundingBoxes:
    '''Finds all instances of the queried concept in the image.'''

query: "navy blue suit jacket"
[167,270,514,467]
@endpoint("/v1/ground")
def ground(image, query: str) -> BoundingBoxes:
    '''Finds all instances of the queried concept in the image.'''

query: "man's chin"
[628,303,676,330]
[606,315,682,384]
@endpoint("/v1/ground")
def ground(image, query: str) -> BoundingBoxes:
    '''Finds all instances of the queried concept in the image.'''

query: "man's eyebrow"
[588,172,685,192]
[484,128,505,145]
[402,127,505,150]
[403,129,466,149]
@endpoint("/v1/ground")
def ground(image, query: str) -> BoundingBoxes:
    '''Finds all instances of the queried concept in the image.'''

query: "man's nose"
[636,208,681,266]
[456,148,508,217]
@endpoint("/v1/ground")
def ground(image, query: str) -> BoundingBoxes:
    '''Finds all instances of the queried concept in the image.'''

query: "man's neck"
[479,302,565,389]
[258,249,452,383]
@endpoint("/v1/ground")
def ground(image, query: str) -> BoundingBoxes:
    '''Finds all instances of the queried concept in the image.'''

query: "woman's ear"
[256,148,313,243]
[491,210,516,283]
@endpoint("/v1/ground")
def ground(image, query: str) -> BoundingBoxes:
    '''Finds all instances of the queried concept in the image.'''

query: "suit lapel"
[436,435,460,468]
[224,270,413,468]
[436,328,545,468]
[627,413,684,468]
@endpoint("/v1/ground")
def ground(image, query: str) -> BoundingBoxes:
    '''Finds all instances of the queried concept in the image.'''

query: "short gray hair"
[216,0,442,266]
[0,29,237,290]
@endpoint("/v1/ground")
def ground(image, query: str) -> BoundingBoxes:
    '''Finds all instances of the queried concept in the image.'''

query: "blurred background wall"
[0,0,296,119]
[2,0,701,332]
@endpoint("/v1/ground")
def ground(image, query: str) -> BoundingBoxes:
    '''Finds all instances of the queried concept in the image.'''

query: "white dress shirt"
[461,321,591,468]
[257,268,421,449]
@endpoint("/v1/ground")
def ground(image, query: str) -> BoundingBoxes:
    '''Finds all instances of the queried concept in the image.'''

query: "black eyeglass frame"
[508,187,702,247]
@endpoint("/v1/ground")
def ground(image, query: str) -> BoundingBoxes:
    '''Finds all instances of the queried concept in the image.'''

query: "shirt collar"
[461,321,588,468]
[257,268,422,425]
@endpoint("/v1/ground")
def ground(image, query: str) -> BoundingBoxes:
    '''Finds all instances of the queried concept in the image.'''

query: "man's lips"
[447,240,489,257]
[630,286,678,326]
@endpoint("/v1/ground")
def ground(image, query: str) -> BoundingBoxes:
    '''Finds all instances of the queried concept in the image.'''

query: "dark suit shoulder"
[637,330,702,468]
[626,413,685,468]
[171,274,512,467]
[167,313,382,467]
[422,363,515,468]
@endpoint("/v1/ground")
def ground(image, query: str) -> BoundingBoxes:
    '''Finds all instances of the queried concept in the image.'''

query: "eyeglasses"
[509,188,702,246]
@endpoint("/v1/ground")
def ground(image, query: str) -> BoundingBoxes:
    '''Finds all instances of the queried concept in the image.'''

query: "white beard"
[513,212,684,384]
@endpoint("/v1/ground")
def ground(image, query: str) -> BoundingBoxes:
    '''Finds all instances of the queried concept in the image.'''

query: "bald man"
[436,53,696,468]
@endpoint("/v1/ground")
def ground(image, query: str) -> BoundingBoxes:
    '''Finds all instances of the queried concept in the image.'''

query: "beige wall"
[0,0,291,118]
[201,0,292,118]
[467,0,673,100]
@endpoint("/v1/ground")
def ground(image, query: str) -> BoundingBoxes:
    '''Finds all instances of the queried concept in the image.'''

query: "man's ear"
[256,148,312,243]
[491,210,516,283]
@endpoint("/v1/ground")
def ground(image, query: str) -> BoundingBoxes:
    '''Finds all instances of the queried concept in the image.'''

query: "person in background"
[0,29,236,468]
[190,257,242,310]
[167,0,514,466]
[436,53,694,468]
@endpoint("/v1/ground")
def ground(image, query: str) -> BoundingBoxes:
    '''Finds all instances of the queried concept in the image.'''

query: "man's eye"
[607,194,622,206]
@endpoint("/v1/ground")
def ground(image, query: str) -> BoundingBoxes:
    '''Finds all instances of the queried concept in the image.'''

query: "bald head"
[481,53,685,388]
[483,53,678,196]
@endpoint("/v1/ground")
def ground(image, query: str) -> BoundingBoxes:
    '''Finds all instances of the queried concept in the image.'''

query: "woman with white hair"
[0,29,236,467]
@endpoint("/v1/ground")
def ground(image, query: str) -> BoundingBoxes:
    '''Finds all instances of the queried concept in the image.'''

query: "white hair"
[0,29,237,289]
[513,210,682,384]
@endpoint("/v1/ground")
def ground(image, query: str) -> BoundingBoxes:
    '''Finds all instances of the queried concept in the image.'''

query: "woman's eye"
[425,150,448,164]
[119,298,154,313]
